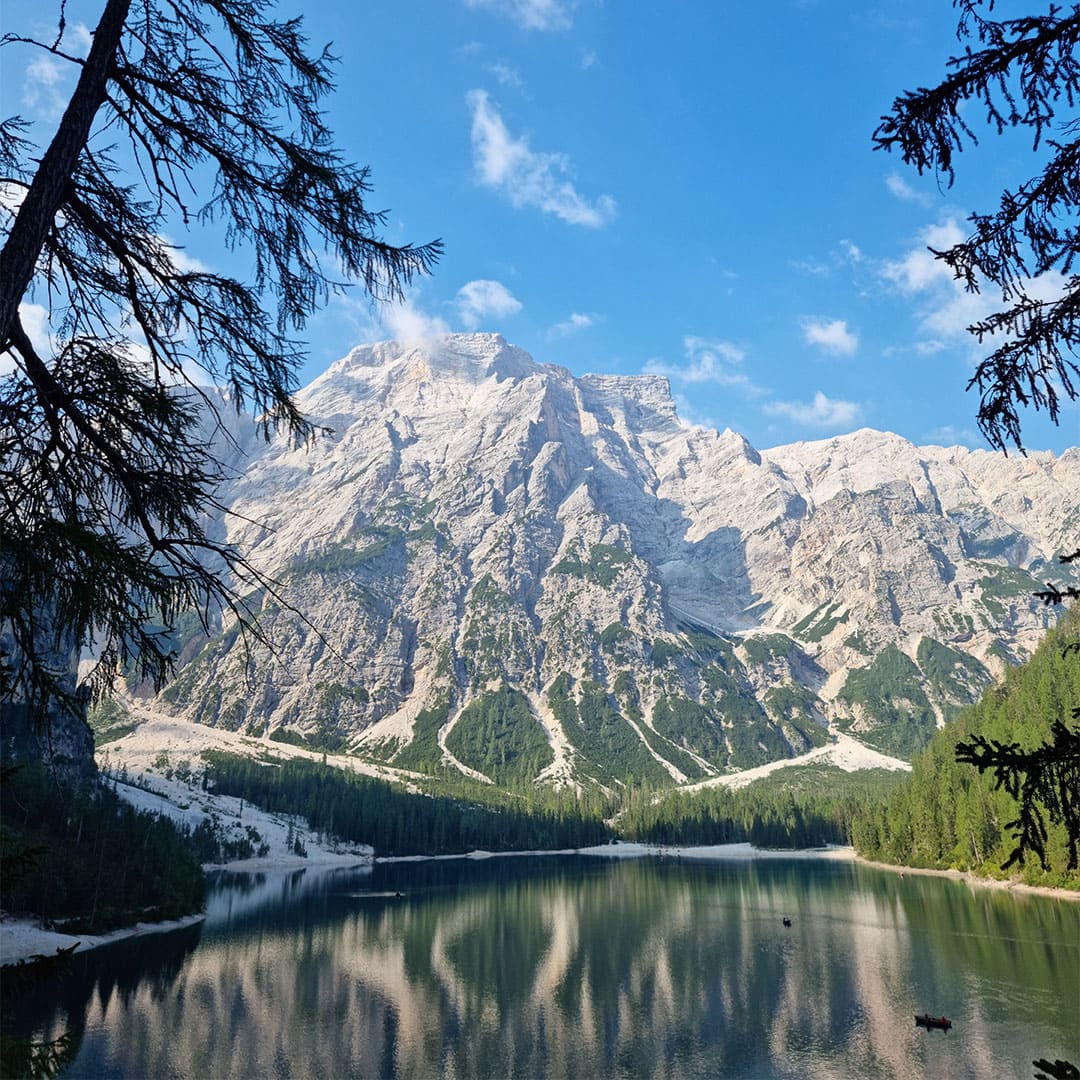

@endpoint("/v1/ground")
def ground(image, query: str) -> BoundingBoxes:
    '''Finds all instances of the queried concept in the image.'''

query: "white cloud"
[672,393,718,431]
[464,0,577,31]
[801,317,858,356]
[0,302,53,376]
[157,235,210,275]
[644,336,766,394]
[18,302,54,357]
[549,311,594,337]
[792,258,830,276]
[882,219,967,294]
[467,90,616,228]
[764,391,862,428]
[23,55,69,116]
[455,279,523,328]
[381,297,451,342]
[882,218,1071,348]
[580,50,599,70]
[885,171,931,205]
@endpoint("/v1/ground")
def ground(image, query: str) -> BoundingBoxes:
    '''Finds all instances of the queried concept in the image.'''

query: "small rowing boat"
[915,1014,952,1031]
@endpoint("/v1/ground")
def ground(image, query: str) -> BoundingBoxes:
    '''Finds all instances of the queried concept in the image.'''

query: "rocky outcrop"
[0,618,96,781]
[155,334,1079,784]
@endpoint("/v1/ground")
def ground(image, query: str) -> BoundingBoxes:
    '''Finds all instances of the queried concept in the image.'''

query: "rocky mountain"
[154,334,1079,788]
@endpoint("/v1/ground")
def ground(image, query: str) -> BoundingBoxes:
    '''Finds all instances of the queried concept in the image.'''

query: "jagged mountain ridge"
[157,333,1079,786]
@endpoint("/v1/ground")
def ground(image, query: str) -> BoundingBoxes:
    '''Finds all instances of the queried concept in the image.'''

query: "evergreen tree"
[0,0,441,716]
[876,0,1080,870]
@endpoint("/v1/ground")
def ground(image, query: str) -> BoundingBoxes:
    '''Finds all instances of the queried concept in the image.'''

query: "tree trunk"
[0,0,131,345]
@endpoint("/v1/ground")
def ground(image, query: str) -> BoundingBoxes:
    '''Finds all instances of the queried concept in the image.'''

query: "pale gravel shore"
[376,841,856,863]
[0,912,207,966]
[853,854,1080,902]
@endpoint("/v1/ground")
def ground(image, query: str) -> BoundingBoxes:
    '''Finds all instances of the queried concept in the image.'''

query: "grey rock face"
[156,334,1079,783]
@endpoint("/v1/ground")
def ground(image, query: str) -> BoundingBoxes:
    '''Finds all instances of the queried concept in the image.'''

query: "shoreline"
[374,841,859,864]
[6,841,1075,966]
[0,912,207,966]
[853,853,1080,901]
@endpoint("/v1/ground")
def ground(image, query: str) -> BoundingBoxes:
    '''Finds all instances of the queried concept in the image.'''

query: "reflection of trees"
[2,922,203,1073]
[14,859,1077,1078]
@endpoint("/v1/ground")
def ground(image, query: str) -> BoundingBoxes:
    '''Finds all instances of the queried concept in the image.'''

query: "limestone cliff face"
[0,620,96,781]
[156,334,1079,783]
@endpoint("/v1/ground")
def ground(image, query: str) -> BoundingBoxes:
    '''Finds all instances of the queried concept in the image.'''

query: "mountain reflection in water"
[7,856,1077,1079]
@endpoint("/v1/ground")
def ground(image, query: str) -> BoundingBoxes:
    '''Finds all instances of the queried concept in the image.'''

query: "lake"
[8,853,1078,1078]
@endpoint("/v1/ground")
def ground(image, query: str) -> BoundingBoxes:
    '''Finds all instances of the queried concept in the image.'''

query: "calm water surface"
[10,854,1078,1079]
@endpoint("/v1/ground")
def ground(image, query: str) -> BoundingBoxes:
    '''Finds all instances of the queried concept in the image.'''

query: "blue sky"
[7,0,1080,452]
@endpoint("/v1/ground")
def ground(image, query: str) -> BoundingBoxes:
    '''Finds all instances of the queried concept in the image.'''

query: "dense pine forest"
[850,607,1080,889]
[202,752,612,855]
[0,763,204,932]
[617,767,906,848]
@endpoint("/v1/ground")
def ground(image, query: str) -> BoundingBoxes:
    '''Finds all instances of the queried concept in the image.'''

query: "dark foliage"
[1034,1059,1080,1079]
[874,0,1080,452]
[619,768,905,849]
[956,712,1080,868]
[0,0,440,717]
[876,0,1080,874]
[0,762,205,931]
[851,605,1080,887]
[202,751,610,856]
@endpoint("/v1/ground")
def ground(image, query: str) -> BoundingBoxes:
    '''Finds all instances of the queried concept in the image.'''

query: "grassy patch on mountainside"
[552,543,632,587]
[651,697,727,767]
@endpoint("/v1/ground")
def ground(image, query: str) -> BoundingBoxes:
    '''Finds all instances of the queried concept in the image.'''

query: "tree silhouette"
[874,1,1079,874]
[0,0,441,717]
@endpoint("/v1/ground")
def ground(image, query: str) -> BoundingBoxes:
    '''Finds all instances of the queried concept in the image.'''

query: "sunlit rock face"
[155,334,1079,781]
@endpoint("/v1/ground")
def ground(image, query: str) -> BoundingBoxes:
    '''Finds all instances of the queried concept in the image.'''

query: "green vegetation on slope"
[445,686,554,786]
[836,645,937,758]
[549,675,673,787]
[619,766,906,848]
[851,608,1080,889]
[552,543,632,587]
[651,697,727,767]
[202,752,609,856]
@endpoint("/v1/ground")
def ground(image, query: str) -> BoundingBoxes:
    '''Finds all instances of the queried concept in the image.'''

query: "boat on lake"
[915,1014,952,1031]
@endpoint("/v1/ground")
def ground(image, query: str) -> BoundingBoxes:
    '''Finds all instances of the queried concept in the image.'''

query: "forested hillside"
[851,607,1080,888]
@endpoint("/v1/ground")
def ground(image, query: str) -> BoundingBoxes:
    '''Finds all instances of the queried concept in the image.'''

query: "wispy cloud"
[549,311,594,337]
[455,279,523,328]
[464,0,577,31]
[882,219,966,294]
[801,317,858,356]
[580,50,599,70]
[644,336,765,394]
[885,171,931,205]
[764,391,862,428]
[489,62,525,90]
[23,55,68,117]
[467,90,616,227]
[672,393,718,431]
[922,424,982,448]
[879,218,1071,346]
[0,302,53,376]
[839,239,862,264]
